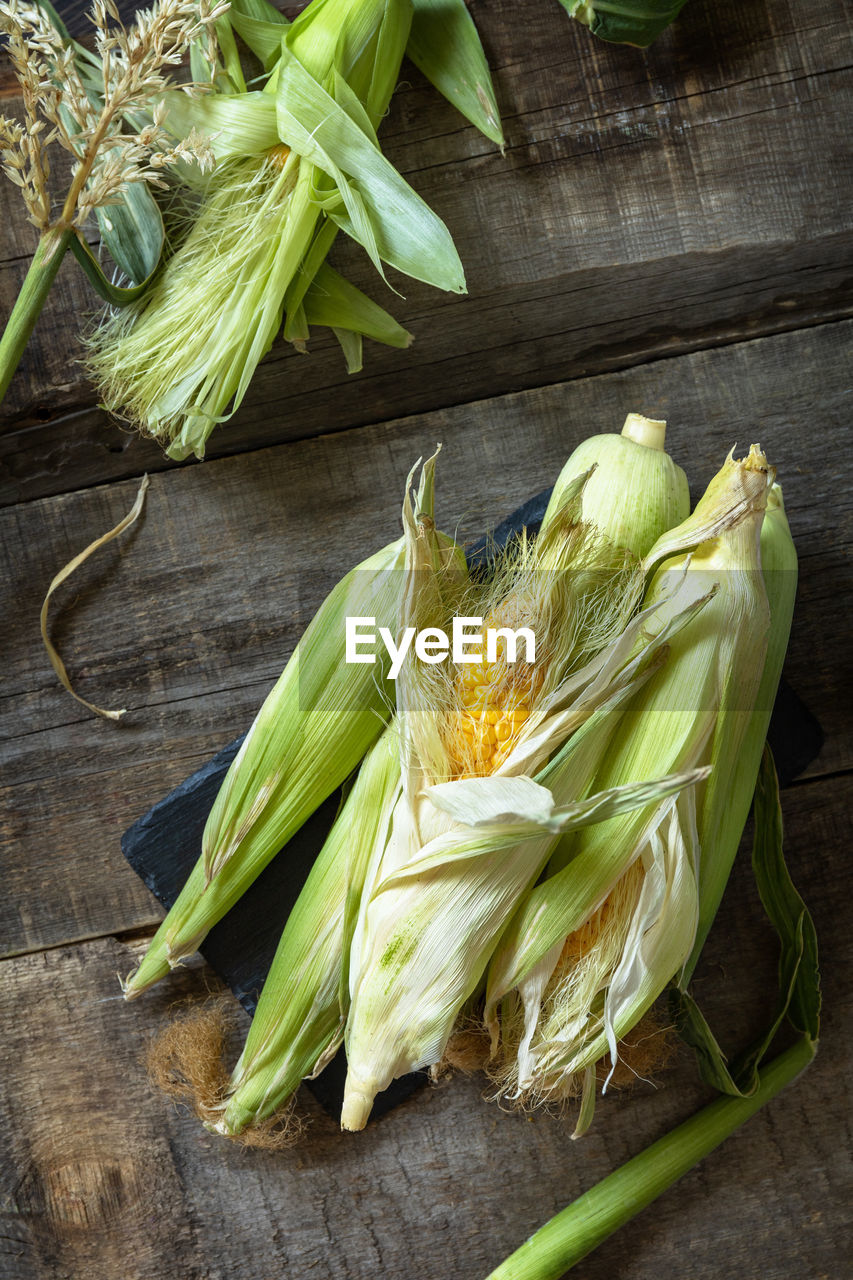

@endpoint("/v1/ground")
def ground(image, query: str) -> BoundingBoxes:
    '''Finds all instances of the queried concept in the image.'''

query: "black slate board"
[121,488,823,1122]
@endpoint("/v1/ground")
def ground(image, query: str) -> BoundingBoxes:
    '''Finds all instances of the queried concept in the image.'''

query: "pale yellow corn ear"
[484,447,776,1106]
[541,414,690,558]
[340,478,719,1129]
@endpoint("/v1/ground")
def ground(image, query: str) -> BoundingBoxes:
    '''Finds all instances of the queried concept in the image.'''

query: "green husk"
[216,727,402,1135]
[408,0,504,147]
[562,0,690,48]
[274,36,465,293]
[683,482,798,979]
[484,447,774,1109]
[485,746,819,1280]
[541,414,690,559]
[226,0,290,72]
[225,0,504,143]
[122,456,449,999]
[672,748,820,1096]
[88,0,466,459]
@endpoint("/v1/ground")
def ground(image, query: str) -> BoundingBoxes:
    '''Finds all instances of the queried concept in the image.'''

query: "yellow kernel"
[268,143,292,168]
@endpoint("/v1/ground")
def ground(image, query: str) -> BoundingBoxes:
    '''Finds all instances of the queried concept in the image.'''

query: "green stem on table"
[485,1035,817,1280]
[0,225,75,405]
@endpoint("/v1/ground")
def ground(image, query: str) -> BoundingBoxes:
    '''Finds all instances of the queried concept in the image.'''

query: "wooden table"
[1,1,850,1277]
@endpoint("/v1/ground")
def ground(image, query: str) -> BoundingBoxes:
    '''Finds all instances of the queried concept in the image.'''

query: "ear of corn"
[215,726,402,1136]
[541,414,690,558]
[482,447,775,1110]
[342,734,706,1129]
[122,456,449,999]
[339,462,709,1129]
[88,0,466,459]
[682,481,798,981]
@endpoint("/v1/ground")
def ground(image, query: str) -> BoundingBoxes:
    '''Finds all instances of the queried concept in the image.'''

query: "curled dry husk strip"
[39,472,149,720]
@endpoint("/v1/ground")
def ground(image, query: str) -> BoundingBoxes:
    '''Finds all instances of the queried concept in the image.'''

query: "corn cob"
[340,442,706,1129]
[197,417,686,1134]
[484,447,776,1116]
[541,413,689,557]
[445,402,692,775]
[682,481,798,980]
[215,726,401,1136]
[123,456,448,998]
[88,0,465,459]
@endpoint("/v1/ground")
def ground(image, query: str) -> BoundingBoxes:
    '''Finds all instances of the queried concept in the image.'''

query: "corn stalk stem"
[60,105,116,227]
[484,1035,816,1280]
[0,225,74,408]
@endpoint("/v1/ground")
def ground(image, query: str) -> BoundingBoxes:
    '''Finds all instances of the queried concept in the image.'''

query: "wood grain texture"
[0,767,849,1280]
[0,0,850,499]
[1,322,850,959]
[0,2,850,1275]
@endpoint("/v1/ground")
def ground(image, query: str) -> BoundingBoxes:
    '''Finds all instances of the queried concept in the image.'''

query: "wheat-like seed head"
[0,0,226,229]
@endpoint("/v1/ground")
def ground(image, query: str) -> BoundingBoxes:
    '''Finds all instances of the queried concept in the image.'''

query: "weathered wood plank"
[0,0,850,498]
[0,767,849,1279]
[0,323,850,957]
[2,232,850,506]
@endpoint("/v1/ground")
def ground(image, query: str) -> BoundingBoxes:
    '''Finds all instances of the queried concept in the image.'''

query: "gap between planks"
[3,311,851,511]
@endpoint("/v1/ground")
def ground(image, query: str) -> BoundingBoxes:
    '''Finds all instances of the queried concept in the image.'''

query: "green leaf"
[228,0,290,72]
[94,182,164,286]
[230,0,290,23]
[215,15,249,90]
[331,326,364,373]
[282,218,341,329]
[408,0,504,147]
[275,44,466,293]
[355,0,414,128]
[748,746,821,1043]
[332,68,380,147]
[563,0,691,49]
[159,90,279,160]
[671,746,820,1097]
[68,231,156,305]
[189,38,214,86]
[301,261,413,349]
